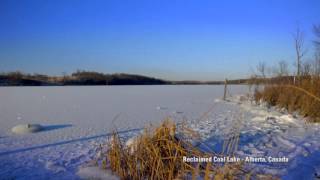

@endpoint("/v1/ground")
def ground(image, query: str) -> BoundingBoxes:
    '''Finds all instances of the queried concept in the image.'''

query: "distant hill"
[0,71,249,86]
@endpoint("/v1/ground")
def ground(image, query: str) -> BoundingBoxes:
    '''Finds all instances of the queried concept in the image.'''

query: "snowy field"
[0,85,320,179]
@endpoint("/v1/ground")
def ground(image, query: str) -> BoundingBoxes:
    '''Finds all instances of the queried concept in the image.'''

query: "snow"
[11,124,43,134]
[198,95,320,179]
[77,166,119,180]
[0,85,320,179]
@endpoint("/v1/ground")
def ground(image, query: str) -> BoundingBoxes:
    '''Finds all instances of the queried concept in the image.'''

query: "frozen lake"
[0,85,248,136]
[0,85,249,179]
[1,85,319,179]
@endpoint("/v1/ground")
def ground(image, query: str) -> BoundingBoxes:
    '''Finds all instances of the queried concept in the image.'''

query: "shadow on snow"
[0,128,142,156]
[41,124,73,132]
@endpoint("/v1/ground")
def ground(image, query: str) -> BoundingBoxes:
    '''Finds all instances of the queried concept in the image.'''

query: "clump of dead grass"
[254,77,320,122]
[101,119,275,180]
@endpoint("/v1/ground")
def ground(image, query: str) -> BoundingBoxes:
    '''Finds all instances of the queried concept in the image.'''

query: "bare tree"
[314,54,320,76]
[301,61,312,76]
[313,25,320,76]
[256,61,267,78]
[314,25,320,51]
[293,26,307,77]
[273,60,289,77]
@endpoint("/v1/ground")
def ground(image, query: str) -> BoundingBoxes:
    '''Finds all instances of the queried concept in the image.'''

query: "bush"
[255,77,320,122]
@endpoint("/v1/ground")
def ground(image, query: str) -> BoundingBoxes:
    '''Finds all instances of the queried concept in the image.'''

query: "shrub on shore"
[254,77,320,122]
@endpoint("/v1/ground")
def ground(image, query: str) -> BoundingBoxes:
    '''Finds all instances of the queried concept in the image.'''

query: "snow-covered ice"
[192,94,320,179]
[0,85,320,179]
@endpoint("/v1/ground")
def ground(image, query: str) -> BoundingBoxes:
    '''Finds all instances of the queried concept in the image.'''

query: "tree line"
[0,70,168,86]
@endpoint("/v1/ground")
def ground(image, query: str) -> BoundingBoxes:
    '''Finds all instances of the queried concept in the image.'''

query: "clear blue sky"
[0,0,319,80]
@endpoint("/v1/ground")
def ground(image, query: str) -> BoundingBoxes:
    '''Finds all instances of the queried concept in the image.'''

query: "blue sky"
[0,0,319,80]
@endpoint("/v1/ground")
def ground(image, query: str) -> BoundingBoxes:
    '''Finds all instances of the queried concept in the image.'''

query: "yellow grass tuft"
[102,119,276,180]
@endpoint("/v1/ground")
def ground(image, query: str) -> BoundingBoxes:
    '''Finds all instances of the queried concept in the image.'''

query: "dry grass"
[254,77,320,122]
[101,119,276,180]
